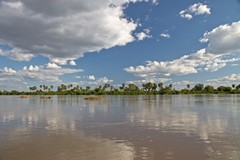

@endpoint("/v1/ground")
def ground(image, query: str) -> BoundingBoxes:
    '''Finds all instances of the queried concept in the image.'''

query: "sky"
[0,0,240,91]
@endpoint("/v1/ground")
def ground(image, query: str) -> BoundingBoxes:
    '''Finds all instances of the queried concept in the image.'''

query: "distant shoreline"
[1,83,240,95]
[1,91,240,96]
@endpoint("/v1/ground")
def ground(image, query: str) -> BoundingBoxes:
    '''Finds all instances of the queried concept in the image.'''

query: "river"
[0,95,239,160]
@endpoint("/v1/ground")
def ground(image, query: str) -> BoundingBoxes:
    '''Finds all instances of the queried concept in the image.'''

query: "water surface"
[0,95,240,160]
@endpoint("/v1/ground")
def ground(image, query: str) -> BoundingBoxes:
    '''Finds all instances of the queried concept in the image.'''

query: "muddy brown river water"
[0,95,240,160]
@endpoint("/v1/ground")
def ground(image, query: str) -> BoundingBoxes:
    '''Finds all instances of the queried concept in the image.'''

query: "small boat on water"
[19,95,30,98]
[40,96,51,99]
[84,96,101,100]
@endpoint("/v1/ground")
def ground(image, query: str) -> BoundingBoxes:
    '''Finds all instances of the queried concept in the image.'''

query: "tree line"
[1,82,240,95]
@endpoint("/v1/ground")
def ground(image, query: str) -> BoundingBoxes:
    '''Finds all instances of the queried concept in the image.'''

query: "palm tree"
[110,86,114,91]
[43,85,48,92]
[236,84,240,90]
[86,86,90,91]
[152,83,157,91]
[158,83,163,91]
[119,83,125,91]
[60,84,67,91]
[33,86,37,91]
[232,84,236,89]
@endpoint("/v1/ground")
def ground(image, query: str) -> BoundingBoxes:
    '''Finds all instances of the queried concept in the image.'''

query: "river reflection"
[0,95,240,160]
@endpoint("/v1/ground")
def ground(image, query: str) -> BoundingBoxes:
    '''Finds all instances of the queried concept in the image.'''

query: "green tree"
[192,84,204,91]
[40,85,43,91]
[145,82,153,92]
[86,86,91,91]
[119,83,125,91]
[110,86,114,91]
[127,83,139,91]
[152,83,158,91]
[232,84,236,89]
[217,86,232,93]
[33,86,37,92]
[204,85,214,93]
[236,84,240,90]
[43,85,48,92]
[29,86,33,92]
[158,83,163,91]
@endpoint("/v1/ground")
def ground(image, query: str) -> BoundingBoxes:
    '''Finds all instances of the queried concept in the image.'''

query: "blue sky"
[0,0,240,91]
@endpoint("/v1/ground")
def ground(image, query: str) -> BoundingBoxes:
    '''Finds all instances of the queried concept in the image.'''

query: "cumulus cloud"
[0,67,17,75]
[87,75,96,81]
[0,0,148,63]
[179,13,193,20]
[180,3,211,20]
[222,74,240,81]
[206,74,240,87]
[160,33,171,38]
[28,65,40,71]
[20,66,82,82]
[46,63,61,69]
[69,60,76,66]
[200,21,240,55]
[126,77,171,85]
[77,76,113,86]
[0,48,34,61]
[96,77,113,84]
[136,29,151,41]
[171,80,195,90]
[207,74,240,82]
[125,20,240,79]
[124,49,240,77]
[1,64,82,83]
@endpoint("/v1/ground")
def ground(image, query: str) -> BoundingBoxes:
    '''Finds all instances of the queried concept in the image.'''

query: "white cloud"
[125,21,240,78]
[87,75,96,80]
[77,76,113,86]
[152,0,158,5]
[23,66,27,71]
[0,76,26,91]
[170,80,195,90]
[200,21,240,55]
[160,33,171,38]
[206,74,240,87]
[46,63,61,69]
[179,12,193,20]
[208,74,240,82]
[69,60,76,66]
[126,77,171,85]
[189,3,211,15]
[124,49,240,78]
[28,65,39,71]
[0,48,34,61]
[223,74,240,81]
[180,3,211,20]
[0,0,145,63]
[0,67,17,75]
[20,66,82,83]
[96,76,113,84]
[0,64,83,84]
[136,28,151,41]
